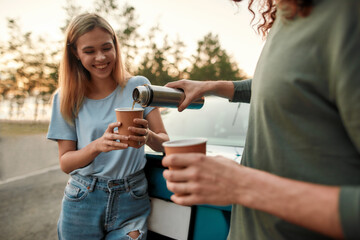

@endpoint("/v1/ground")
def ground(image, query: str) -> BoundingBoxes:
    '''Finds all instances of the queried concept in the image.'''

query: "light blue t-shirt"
[47,76,154,179]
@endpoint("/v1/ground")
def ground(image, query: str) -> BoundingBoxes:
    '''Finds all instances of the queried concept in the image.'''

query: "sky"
[0,0,264,76]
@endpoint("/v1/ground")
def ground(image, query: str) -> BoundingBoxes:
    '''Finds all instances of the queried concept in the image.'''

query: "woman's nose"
[95,52,106,61]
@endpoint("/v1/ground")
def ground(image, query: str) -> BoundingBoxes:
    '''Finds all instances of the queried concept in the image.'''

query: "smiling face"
[75,27,116,82]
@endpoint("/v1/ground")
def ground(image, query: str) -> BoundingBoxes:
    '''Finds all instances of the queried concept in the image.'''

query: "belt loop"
[88,177,97,192]
[124,178,130,192]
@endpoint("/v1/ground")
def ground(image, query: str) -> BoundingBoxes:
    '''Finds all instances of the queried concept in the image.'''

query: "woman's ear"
[70,46,80,60]
[74,53,80,61]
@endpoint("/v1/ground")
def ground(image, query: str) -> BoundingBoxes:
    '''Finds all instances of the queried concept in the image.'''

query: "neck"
[86,78,117,100]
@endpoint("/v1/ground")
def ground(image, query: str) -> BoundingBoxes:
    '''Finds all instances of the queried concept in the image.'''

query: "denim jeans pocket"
[64,178,89,202]
[129,177,148,200]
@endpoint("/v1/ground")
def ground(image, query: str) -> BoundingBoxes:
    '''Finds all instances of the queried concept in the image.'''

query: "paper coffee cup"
[163,138,207,169]
[115,108,144,148]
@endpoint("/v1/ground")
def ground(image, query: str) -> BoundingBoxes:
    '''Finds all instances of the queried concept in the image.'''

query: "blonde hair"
[59,13,131,122]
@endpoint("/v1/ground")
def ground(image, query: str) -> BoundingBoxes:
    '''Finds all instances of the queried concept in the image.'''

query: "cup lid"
[114,108,144,111]
[162,138,207,147]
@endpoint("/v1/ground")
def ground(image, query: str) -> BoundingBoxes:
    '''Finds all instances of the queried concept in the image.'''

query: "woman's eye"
[84,51,94,54]
[103,47,112,51]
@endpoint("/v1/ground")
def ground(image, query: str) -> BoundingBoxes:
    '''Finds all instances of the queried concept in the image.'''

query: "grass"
[0,120,49,136]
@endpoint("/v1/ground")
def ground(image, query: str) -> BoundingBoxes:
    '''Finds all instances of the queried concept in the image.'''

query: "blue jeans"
[58,169,150,240]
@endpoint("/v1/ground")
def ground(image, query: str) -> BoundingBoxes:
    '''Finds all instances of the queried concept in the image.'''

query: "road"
[0,134,68,240]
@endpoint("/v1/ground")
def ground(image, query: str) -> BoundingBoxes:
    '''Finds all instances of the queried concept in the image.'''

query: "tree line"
[0,0,247,120]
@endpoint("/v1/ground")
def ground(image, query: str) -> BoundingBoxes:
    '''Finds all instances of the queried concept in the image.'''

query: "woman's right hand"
[58,122,128,174]
[95,122,129,152]
[165,80,207,112]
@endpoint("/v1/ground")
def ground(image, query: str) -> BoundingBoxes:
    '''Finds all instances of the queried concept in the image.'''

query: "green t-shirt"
[230,0,360,239]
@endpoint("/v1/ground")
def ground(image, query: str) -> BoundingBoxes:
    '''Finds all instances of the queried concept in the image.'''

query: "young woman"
[47,13,169,240]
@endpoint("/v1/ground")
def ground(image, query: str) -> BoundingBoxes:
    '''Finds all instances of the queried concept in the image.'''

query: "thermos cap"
[132,85,151,106]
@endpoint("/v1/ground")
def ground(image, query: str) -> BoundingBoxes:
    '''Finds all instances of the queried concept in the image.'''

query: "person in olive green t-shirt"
[162,0,360,239]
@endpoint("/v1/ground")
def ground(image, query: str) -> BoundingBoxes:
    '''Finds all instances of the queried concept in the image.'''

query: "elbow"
[60,164,72,174]
[62,168,72,175]
[160,131,169,141]
[157,133,170,152]
[59,158,72,174]
[146,132,169,153]
[157,133,169,150]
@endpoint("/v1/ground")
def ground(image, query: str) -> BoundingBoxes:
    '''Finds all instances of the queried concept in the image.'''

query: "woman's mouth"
[94,63,109,70]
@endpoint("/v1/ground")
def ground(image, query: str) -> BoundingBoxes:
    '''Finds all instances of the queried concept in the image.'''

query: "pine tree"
[188,33,246,81]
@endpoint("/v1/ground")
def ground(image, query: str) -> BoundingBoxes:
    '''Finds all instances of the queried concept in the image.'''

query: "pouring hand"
[165,80,207,112]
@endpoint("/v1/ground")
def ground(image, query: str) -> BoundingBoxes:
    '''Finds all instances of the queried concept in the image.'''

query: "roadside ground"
[0,121,67,240]
[0,168,68,240]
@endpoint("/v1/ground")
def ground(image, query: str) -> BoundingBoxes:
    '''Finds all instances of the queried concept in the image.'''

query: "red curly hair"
[233,0,313,37]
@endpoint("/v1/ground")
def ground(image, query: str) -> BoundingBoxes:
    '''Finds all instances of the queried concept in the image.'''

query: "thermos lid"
[132,85,151,106]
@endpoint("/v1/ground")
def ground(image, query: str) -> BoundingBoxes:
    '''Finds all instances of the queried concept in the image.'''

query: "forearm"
[231,79,251,103]
[238,168,343,238]
[146,131,169,152]
[144,108,169,152]
[204,80,235,100]
[59,140,100,174]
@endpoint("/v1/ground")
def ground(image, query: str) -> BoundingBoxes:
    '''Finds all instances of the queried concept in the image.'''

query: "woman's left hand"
[128,118,150,147]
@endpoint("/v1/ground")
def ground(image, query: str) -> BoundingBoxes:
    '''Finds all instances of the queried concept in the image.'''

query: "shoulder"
[323,0,360,46]
[326,0,359,7]
[51,89,61,104]
[320,0,359,17]
[309,0,360,52]
[127,76,151,87]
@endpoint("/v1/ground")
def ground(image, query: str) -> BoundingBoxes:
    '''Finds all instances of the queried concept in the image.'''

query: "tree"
[0,18,58,120]
[188,33,246,81]
[113,4,142,72]
[61,0,82,33]
[168,35,188,80]
[135,26,175,85]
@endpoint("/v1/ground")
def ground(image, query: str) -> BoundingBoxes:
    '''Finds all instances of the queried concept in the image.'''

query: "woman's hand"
[128,118,150,148]
[95,122,129,152]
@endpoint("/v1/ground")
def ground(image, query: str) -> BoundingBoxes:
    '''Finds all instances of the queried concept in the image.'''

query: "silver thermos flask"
[132,84,204,109]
